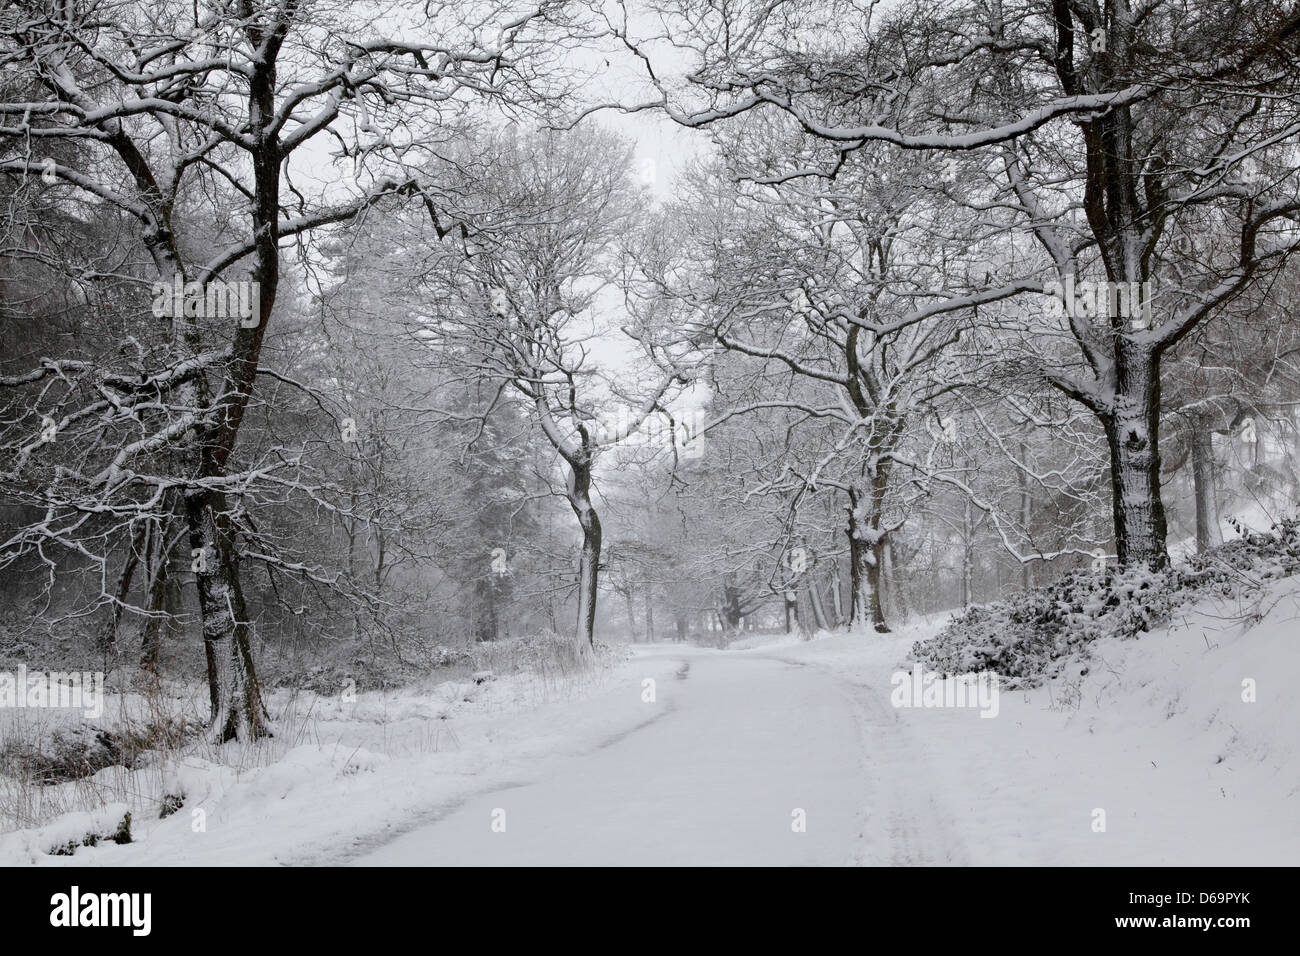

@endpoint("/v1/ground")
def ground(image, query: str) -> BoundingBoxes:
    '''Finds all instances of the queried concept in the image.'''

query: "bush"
[0,716,198,786]
[49,811,131,855]
[912,517,1300,686]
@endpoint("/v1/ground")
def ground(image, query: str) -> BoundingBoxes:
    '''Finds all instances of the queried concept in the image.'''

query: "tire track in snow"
[757,647,972,866]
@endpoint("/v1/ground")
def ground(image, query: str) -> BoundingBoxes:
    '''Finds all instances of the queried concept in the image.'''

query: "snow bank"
[771,574,1300,864]
[0,802,133,863]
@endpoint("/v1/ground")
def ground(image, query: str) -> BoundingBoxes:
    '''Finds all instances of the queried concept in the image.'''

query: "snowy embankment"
[767,578,1300,865]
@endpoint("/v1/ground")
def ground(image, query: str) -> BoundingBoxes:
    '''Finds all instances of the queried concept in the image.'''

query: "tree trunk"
[624,590,638,642]
[473,575,498,642]
[1102,352,1170,569]
[848,485,890,632]
[568,460,601,657]
[103,521,147,654]
[828,560,847,625]
[1018,440,1034,590]
[851,537,888,632]
[1190,414,1216,553]
[644,590,655,642]
[160,261,270,741]
[184,489,270,741]
[139,515,175,674]
[882,539,913,623]
[575,521,601,652]
[719,581,744,632]
[795,584,816,638]
[809,577,831,631]
[962,492,974,608]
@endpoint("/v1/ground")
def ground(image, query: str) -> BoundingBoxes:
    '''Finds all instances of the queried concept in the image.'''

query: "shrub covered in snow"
[49,810,131,856]
[0,716,197,786]
[912,517,1300,685]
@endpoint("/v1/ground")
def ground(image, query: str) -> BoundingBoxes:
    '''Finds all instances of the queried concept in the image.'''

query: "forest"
[1,0,1298,763]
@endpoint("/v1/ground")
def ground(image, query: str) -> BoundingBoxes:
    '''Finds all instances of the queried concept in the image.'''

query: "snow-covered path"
[7,596,1294,867]
[354,649,877,866]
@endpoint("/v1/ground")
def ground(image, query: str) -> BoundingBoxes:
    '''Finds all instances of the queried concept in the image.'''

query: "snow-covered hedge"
[912,517,1300,685]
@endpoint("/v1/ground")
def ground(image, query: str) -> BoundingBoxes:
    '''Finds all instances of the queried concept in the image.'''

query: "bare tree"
[598,0,1300,571]
[400,128,687,653]
[0,0,577,737]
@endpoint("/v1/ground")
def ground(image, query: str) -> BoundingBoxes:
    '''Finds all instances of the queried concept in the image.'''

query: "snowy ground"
[1,578,1296,866]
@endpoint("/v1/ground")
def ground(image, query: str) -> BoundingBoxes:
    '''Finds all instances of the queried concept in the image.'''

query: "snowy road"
[354,648,880,866]
[9,611,1292,867]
